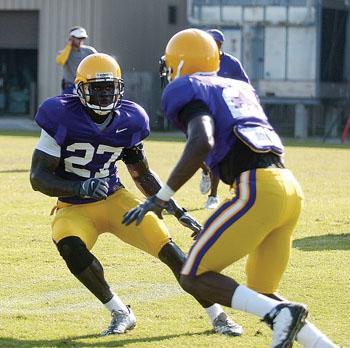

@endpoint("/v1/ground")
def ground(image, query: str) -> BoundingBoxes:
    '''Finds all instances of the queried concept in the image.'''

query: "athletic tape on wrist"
[156,184,175,201]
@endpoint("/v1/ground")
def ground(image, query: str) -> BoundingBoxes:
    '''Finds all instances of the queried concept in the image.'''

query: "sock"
[297,322,337,348]
[103,294,128,313]
[231,285,279,318]
[205,304,224,324]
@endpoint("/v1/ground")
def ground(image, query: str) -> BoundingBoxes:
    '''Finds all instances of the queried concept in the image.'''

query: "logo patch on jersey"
[116,128,128,134]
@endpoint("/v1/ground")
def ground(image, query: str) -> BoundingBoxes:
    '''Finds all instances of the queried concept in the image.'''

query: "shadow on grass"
[0,330,212,347]
[0,130,39,137]
[0,169,28,173]
[293,233,350,251]
[283,141,350,149]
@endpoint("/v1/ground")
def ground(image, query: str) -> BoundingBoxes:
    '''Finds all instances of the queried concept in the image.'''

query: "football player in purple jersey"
[200,29,251,210]
[123,30,337,348]
[29,53,242,336]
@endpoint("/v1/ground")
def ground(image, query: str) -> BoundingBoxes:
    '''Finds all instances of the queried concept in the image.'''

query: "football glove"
[177,210,202,240]
[122,196,169,226]
[167,200,202,239]
[78,178,109,200]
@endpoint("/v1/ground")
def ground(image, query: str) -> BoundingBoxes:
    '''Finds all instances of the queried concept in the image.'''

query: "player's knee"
[56,236,94,275]
[158,242,186,280]
[179,274,196,294]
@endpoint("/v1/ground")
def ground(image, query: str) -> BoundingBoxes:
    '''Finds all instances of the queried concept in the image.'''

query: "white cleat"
[212,312,243,336]
[101,305,136,336]
[263,302,308,348]
[200,172,211,195]
[205,196,220,210]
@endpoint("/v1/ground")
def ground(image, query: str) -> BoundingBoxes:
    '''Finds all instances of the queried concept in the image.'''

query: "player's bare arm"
[122,144,201,235]
[122,113,214,227]
[30,149,109,200]
[30,149,80,197]
[166,114,215,192]
[126,156,162,197]
[121,143,180,212]
[119,143,163,197]
[126,157,188,216]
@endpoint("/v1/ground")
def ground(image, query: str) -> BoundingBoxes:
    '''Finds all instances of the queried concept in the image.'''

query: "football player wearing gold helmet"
[124,29,338,348]
[30,53,241,337]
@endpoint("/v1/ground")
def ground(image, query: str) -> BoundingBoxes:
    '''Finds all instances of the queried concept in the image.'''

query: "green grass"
[0,133,349,348]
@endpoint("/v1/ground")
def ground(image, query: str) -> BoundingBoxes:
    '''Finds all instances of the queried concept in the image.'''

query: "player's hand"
[78,178,109,200]
[122,196,169,226]
[166,200,202,239]
[177,210,202,239]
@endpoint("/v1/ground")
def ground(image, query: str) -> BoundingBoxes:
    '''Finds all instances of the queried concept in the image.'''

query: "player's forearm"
[167,137,212,192]
[164,114,214,194]
[132,170,162,197]
[130,168,184,217]
[30,170,80,197]
[167,150,207,192]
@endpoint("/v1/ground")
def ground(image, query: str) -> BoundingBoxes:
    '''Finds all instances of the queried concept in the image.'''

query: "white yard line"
[0,282,184,315]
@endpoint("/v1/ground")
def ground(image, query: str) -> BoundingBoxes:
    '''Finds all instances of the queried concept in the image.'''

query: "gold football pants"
[181,168,304,294]
[51,188,171,258]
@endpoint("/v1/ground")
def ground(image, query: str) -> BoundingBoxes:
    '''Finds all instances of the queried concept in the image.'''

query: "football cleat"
[263,302,308,348]
[101,305,136,336]
[212,312,243,336]
[200,171,211,195]
[205,196,220,210]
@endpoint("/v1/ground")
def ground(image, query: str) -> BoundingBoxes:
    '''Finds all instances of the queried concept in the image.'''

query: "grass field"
[0,132,349,348]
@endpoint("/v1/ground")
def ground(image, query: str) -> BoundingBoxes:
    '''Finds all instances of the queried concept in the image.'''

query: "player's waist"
[54,181,124,209]
[253,153,285,169]
[219,150,285,186]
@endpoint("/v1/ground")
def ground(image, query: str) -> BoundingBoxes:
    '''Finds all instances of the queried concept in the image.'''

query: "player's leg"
[158,241,243,336]
[246,214,337,347]
[205,174,220,209]
[52,201,134,335]
[200,162,211,195]
[180,170,308,347]
[248,236,338,348]
[108,188,242,336]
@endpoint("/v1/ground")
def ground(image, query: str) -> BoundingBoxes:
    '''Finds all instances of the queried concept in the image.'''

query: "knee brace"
[158,241,186,280]
[56,236,94,275]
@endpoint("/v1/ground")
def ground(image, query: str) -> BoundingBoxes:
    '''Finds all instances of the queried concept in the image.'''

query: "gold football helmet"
[75,53,124,115]
[160,28,219,85]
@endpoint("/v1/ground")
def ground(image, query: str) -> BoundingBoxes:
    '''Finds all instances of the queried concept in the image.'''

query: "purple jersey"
[161,74,284,178]
[218,52,250,83]
[35,95,150,204]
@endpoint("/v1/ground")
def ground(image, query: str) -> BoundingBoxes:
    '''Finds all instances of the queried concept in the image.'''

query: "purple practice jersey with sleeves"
[161,74,284,179]
[35,95,150,204]
[218,53,250,83]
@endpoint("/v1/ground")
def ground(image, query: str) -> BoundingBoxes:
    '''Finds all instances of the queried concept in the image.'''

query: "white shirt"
[35,130,61,157]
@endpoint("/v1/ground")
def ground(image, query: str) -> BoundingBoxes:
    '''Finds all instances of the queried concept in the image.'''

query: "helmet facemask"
[77,76,124,116]
[159,55,184,88]
[159,56,171,89]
